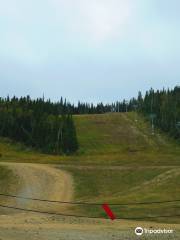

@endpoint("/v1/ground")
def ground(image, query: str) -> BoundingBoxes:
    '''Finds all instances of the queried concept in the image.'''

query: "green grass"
[62,166,180,223]
[68,113,180,223]
[0,112,179,166]
[0,112,180,223]
[0,166,15,193]
[75,112,179,155]
[0,165,19,214]
[67,168,165,200]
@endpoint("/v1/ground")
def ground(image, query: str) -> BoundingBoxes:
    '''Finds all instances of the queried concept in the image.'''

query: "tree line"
[135,86,180,139]
[0,96,78,154]
[0,95,134,154]
[0,86,179,154]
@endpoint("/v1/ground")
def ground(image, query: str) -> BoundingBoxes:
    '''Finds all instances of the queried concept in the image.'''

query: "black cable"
[0,203,180,220]
[0,204,101,219]
[0,193,180,206]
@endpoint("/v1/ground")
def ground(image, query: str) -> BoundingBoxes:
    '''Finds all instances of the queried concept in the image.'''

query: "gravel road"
[0,162,179,240]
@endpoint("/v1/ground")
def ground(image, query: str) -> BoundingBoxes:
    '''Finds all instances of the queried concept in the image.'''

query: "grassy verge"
[0,166,15,194]
[0,165,19,214]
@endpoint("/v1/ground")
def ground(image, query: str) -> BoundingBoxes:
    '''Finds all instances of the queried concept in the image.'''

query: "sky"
[0,0,180,103]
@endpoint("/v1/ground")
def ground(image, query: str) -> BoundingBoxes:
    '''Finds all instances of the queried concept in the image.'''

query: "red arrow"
[102,203,116,220]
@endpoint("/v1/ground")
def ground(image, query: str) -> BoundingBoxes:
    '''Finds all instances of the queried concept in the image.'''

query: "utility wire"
[0,193,180,206]
[0,203,180,220]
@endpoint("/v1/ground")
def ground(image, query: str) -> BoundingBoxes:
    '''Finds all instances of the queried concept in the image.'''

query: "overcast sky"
[0,0,180,103]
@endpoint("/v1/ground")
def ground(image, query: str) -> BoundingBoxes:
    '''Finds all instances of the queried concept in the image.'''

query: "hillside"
[0,112,180,224]
[73,112,180,166]
[65,113,180,222]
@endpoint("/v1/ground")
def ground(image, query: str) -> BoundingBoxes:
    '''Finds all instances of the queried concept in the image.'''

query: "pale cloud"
[51,0,134,42]
[0,0,180,102]
[0,1,19,18]
[1,31,40,64]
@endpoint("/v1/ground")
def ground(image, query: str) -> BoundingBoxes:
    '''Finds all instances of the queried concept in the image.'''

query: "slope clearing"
[68,113,180,222]
[0,112,179,224]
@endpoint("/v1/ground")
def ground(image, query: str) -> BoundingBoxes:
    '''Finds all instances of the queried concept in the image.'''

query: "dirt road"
[0,162,73,212]
[0,162,179,240]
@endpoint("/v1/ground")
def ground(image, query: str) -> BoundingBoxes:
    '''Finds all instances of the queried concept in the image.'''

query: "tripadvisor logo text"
[135,227,174,236]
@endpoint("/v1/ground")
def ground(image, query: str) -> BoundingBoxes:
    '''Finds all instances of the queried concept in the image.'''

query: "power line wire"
[0,193,180,206]
[0,203,180,220]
